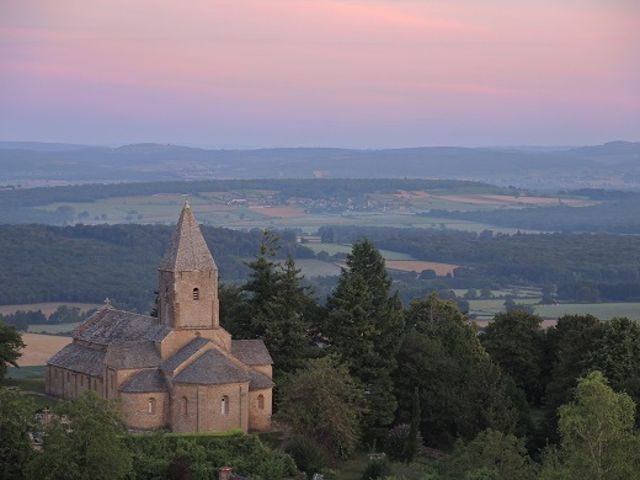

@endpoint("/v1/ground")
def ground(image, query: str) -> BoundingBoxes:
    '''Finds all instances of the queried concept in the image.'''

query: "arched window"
[148,398,156,415]
[192,288,200,300]
[220,396,229,416]
[181,396,188,416]
[257,394,265,410]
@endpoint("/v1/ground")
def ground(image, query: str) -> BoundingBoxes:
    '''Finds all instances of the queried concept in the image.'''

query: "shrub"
[362,459,392,480]
[384,424,424,462]
[125,432,297,480]
[285,436,330,479]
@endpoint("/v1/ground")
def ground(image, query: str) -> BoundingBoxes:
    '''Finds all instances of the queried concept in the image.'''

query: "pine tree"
[324,239,404,435]
[264,256,317,377]
[240,231,318,378]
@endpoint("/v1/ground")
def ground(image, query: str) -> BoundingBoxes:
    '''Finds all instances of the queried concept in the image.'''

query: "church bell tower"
[158,202,219,330]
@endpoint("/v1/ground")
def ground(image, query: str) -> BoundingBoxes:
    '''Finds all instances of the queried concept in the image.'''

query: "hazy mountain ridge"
[0,141,638,188]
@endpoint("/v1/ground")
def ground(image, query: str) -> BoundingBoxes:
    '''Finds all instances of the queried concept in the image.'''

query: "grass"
[0,302,97,318]
[305,242,415,260]
[28,321,83,334]
[295,259,343,277]
[3,366,58,410]
[39,191,539,234]
[468,298,640,321]
[535,302,640,321]
[334,453,370,480]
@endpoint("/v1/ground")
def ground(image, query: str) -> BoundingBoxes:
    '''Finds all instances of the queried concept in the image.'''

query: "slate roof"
[161,336,210,373]
[48,343,105,376]
[120,369,168,393]
[231,340,273,365]
[173,349,250,385]
[159,202,217,272]
[249,370,274,391]
[105,341,161,369]
[74,307,171,345]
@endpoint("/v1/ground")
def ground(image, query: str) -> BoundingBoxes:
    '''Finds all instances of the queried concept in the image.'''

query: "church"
[45,203,273,433]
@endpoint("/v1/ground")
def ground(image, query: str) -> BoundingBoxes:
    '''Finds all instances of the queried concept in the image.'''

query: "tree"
[262,256,317,377]
[405,387,421,462]
[541,371,640,480]
[27,391,132,480]
[240,229,282,338]
[481,311,546,404]
[231,232,318,379]
[0,322,25,381]
[544,315,604,440]
[0,388,35,480]
[395,294,516,446]
[442,429,536,480]
[324,239,404,433]
[591,317,640,405]
[278,356,366,459]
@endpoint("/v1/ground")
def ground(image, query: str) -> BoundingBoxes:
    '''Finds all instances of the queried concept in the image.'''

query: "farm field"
[385,260,459,276]
[36,190,548,234]
[0,302,98,317]
[28,321,83,334]
[303,242,414,260]
[295,259,343,277]
[17,333,72,367]
[468,299,640,321]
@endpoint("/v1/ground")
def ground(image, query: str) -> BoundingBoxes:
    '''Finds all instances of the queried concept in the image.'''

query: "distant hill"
[0,141,638,188]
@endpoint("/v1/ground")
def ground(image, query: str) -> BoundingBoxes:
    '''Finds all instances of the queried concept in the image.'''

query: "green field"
[0,302,97,317]
[38,190,543,234]
[295,259,343,277]
[27,321,83,334]
[468,299,640,321]
[304,242,415,260]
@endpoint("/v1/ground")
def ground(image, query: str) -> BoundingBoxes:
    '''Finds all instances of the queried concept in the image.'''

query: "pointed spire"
[159,203,217,272]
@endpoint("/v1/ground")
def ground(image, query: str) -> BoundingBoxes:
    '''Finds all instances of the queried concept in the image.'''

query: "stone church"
[45,203,273,433]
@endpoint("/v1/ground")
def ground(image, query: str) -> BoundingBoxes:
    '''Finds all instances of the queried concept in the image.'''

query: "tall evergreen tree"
[236,231,318,378]
[263,256,318,376]
[324,239,404,434]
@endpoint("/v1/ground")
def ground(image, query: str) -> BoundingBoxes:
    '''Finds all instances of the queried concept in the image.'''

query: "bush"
[285,436,329,479]
[362,459,392,480]
[125,432,297,480]
[384,424,424,462]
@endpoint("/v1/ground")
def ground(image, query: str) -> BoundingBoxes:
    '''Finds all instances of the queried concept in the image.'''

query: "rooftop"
[159,202,217,272]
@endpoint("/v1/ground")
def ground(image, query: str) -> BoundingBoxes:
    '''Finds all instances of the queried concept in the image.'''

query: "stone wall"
[170,382,249,433]
[248,388,272,432]
[46,366,104,400]
[120,391,168,430]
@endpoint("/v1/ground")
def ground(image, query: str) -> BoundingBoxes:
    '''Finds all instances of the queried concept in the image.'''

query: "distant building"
[45,203,273,433]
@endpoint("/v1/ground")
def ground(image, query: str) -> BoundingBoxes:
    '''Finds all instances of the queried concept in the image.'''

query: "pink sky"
[1,0,639,147]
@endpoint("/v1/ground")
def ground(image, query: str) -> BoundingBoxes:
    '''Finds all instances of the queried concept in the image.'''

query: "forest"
[3,223,640,313]
[3,237,640,479]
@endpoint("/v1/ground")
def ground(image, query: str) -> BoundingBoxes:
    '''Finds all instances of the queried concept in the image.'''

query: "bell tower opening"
[158,202,220,330]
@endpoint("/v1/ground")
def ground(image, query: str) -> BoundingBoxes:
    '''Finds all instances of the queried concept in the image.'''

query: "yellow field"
[439,194,592,207]
[248,206,305,218]
[18,333,72,366]
[385,260,459,276]
[0,302,98,318]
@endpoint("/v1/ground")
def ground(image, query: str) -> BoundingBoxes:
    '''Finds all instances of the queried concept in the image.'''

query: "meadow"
[0,302,97,318]
[468,299,640,321]
[34,186,576,233]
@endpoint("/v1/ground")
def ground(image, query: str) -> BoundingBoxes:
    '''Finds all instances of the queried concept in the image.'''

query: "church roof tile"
[159,202,217,272]
[231,339,273,365]
[173,348,250,385]
[48,343,105,376]
[120,369,168,393]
